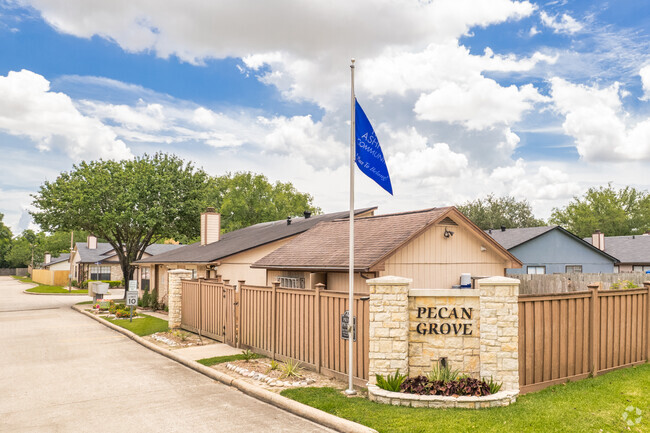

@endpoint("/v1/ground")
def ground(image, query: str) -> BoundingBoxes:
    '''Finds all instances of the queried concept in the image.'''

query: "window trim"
[527,265,546,275]
[565,265,583,273]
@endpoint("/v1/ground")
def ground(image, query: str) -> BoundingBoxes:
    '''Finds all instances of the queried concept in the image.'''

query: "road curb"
[23,290,90,296]
[71,304,377,433]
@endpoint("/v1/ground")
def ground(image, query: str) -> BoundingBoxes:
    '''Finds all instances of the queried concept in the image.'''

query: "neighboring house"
[252,207,521,292]
[487,226,618,275]
[585,231,650,273]
[134,207,377,305]
[42,253,71,271]
[70,236,183,284]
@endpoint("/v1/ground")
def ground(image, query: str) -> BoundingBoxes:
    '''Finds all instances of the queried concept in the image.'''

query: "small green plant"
[266,359,280,374]
[375,370,407,392]
[427,364,460,383]
[280,359,304,379]
[241,349,257,361]
[611,280,639,290]
[484,376,502,394]
[172,329,190,341]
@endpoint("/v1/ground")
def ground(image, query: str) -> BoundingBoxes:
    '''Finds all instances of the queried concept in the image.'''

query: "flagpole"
[345,58,356,396]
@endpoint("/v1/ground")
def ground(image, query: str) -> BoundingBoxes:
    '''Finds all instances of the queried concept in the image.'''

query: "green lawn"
[26,286,87,294]
[282,364,650,433]
[197,352,261,366]
[103,314,169,336]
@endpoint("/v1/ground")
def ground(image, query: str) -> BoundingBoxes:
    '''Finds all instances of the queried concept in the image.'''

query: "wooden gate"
[181,279,237,345]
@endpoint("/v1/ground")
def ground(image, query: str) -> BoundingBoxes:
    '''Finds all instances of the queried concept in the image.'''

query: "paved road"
[0,277,332,433]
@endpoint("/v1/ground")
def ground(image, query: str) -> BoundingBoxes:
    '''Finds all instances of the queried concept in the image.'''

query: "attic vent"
[439,217,458,226]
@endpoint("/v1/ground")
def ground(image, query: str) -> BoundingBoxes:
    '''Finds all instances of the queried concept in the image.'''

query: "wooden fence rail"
[240,282,370,385]
[519,282,650,393]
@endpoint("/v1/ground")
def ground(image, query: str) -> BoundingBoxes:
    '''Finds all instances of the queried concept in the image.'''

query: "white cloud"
[0,70,132,160]
[550,77,650,161]
[540,11,583,34]
[414,79,547,130]
[640,65,650,101]
[529,26,540,36]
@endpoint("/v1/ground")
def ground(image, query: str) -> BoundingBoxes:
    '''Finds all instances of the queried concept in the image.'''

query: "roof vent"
[304,211,312,219]
[500,226,506,232]
[439,217,457,226]
[287,216,292,225]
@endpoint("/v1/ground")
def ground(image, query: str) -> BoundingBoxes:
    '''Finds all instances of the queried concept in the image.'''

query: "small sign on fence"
[341,310,357,341]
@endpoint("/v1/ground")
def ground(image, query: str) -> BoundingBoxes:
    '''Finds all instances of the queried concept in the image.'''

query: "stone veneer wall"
[167,269,193,329]
[368,276,411,384]
[367,275,520,400]
[478,276,519,392]
[408,290,480,377]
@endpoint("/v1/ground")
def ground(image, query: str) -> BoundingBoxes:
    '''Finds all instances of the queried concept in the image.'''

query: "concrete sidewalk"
[172,342,243,360]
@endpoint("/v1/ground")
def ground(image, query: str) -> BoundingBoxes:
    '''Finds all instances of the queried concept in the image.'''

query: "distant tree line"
[457,185,650,239]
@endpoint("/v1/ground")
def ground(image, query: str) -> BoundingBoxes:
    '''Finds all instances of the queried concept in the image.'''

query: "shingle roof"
[45,253,70,266]
[485,226,555,250]
[487,226,619,262]
[135,208,377,264]
[76,242,184,264]
[584,235,650,264]
[253,207,515,271]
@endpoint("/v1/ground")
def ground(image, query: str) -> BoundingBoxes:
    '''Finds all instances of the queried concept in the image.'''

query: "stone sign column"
[478,276,520,392]
[367,276,412,384]
[168,269,193,329]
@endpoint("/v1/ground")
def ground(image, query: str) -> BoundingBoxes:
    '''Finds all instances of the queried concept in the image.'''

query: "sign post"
[126,280,138,323]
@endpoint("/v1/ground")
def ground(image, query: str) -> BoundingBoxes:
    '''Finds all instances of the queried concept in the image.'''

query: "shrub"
[100,280,122,288]
[115,308,137,318]
[266,360,280,374]
[484,376,502,394]
[140,292,152,308]
[400,376,492,397]
[280,359,304,379]
[375,370,407,392]
[611,280,639,290]
[171,329,189,341]
[241,349,257,360]
[427,364,460,383]
[71,279,79,288]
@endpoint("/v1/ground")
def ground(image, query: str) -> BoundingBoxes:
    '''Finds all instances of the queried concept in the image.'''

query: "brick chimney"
[591,230,605,251]
[87,235,97,250]
[200,207,221,246]
[44,252,51,264]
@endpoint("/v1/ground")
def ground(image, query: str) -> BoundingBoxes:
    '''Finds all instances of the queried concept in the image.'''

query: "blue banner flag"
[355,98,393,195]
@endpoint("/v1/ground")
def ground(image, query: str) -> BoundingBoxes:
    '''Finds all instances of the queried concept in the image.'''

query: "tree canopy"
[0,213,12,268]
[213,172,321,233]
[550,185,650,238]
[31,153,213,282]
[457,195,545,230]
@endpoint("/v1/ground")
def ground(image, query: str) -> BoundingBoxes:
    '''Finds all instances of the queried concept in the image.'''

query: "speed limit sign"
[126,291,138,306]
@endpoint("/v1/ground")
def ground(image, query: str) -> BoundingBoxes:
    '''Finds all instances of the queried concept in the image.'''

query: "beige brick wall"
[110,265,123,282]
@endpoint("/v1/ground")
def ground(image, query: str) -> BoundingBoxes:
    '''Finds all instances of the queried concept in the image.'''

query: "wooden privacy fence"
[518,282,650,393]
[181,279,237,346]
[239,282,370,385]
[32,269,68,286]
[511,273,649,294]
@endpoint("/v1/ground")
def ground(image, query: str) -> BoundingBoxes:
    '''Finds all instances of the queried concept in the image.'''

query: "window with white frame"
[614,265,619,273]
[527,266,546,275]
[90,265,111,281]
[565,265,583,273]
[633,265,644,272]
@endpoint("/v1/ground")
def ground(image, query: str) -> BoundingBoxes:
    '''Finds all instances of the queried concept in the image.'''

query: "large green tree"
[457,195,545,230]
[213,172,321,232]
[31,153,213,285]
[5,230,43,268]
[0,213,12,268]
[550,185,650,238]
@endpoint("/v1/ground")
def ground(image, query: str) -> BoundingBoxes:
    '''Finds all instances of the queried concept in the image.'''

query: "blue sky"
[0,0,648,234]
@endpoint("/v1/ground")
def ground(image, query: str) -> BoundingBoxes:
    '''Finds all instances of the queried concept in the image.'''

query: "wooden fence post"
[588,283,600,377]
[272,281,279,359]
[315,283,324,373]
[236,280,244,348]
[645,281,650,362]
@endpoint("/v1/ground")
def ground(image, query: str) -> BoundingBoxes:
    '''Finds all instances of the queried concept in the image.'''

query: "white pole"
[345,58,357,396]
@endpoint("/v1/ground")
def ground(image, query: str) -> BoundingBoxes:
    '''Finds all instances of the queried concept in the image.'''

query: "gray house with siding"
[487,226,618,274]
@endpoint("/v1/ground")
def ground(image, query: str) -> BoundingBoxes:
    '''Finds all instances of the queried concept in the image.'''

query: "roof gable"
[253,207,520,271]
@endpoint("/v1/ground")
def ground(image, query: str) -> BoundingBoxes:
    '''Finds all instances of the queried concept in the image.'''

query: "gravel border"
[72,304,376,433]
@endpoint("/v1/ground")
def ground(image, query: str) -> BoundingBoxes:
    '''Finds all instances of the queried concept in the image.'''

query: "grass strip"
[26,286,87,294]
[281,363,650,433]
[77,301,94,305]
[103,314,168,336]
[197,352,261,366]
